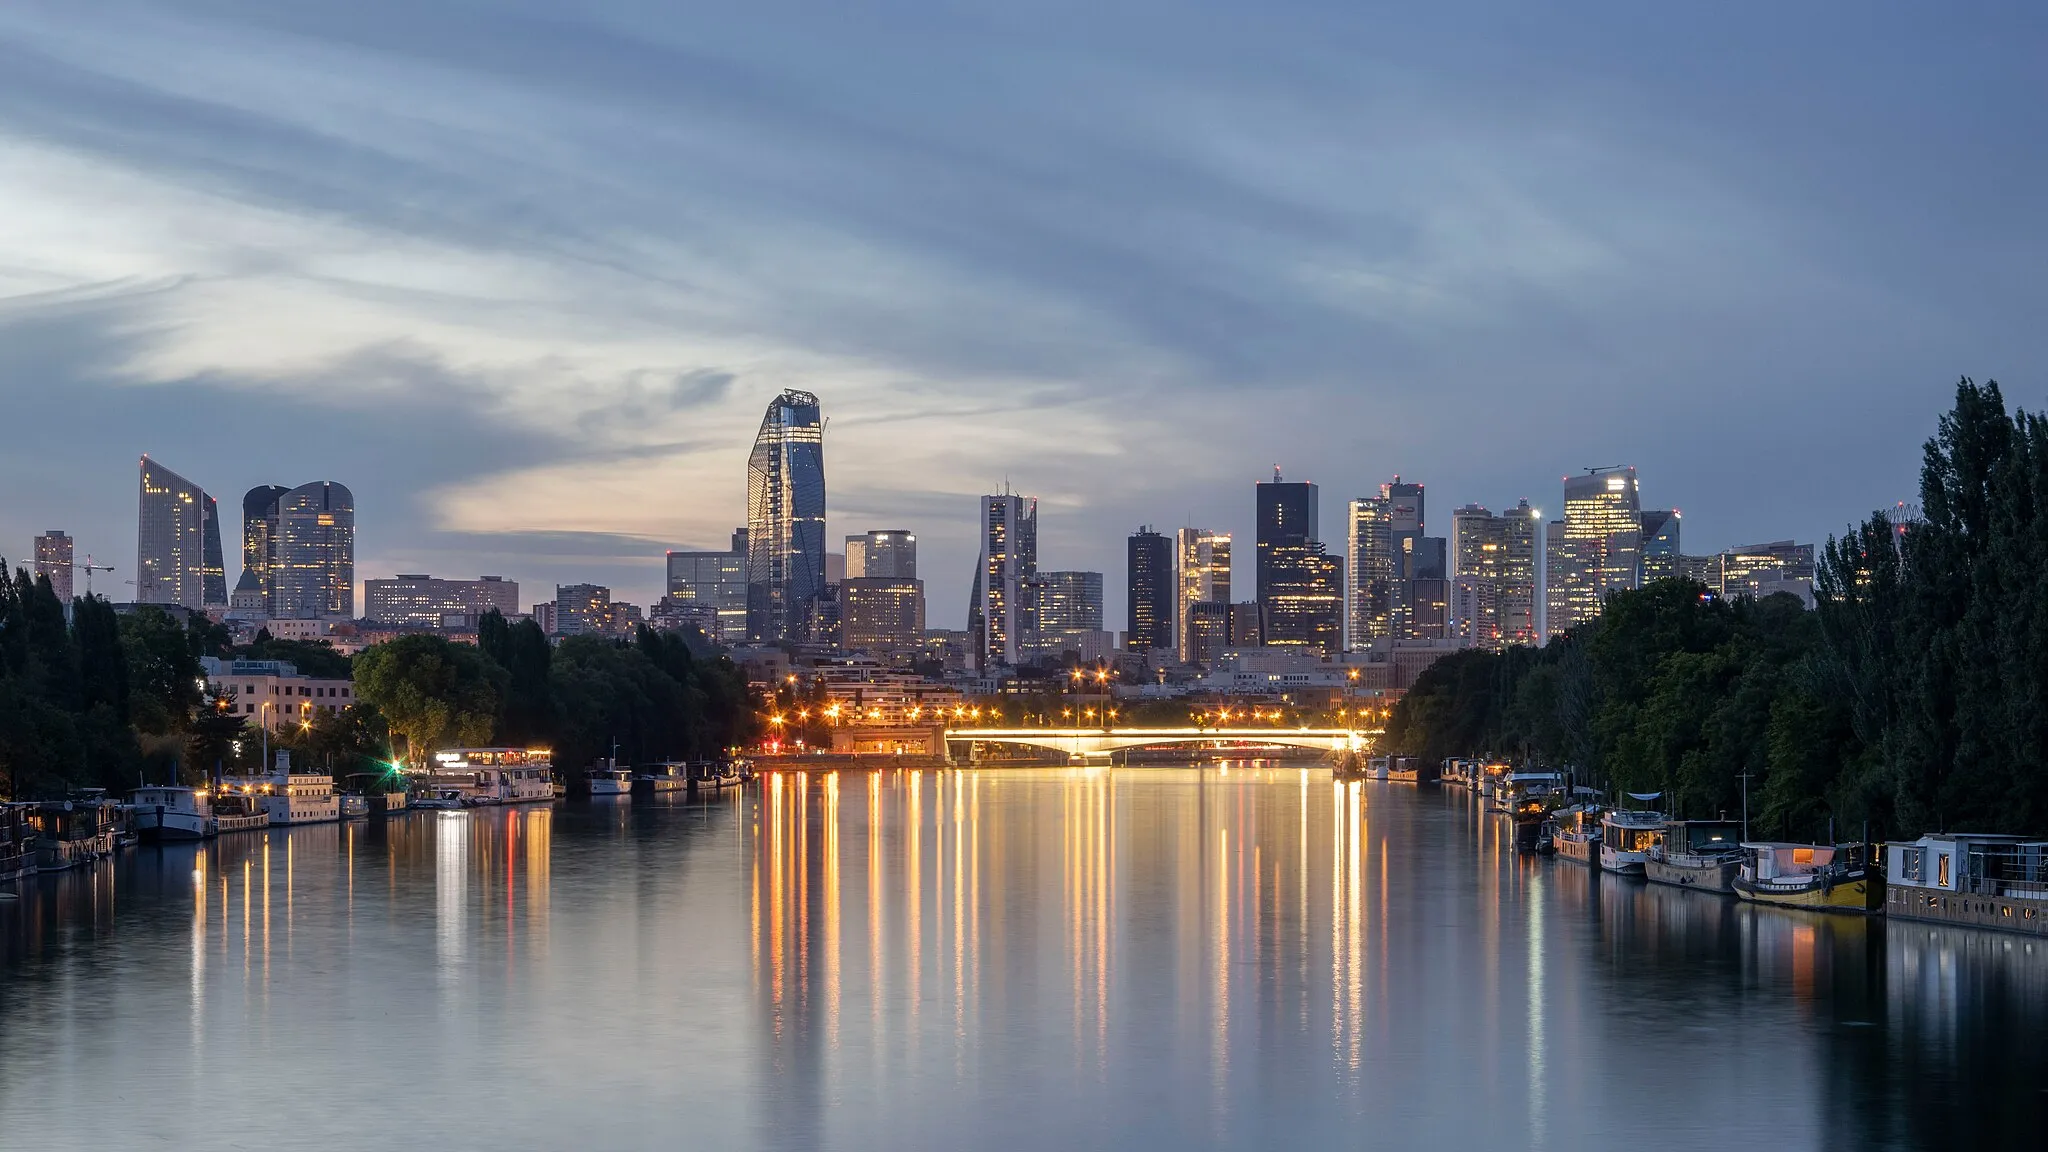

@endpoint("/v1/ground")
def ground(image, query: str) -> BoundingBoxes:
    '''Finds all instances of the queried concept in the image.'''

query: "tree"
[120,606,204,735]
[352,635,507,765]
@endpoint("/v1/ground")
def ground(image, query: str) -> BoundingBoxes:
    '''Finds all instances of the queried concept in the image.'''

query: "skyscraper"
[1545,466,1641,639]
[273,481,355,619]
[845,530,918,580]
[977,492,1039,670]
[746,389,827,644]
[1175,528,1231,664]
[234,484,290,617]
[667,528,749,643]
[1353,478,1444,643]
[1038,570,1105,656]
[136,456,224,610]
[34,531,73,602]
[1258,471,1343,653]
[1348,495,1392,644]
[1126,527,1174,654]
[1450,500,1540,648]
[1640,509,1682,583]
[841,577,926,657]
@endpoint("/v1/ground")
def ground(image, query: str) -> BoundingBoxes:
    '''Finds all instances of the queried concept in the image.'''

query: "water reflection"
[2,779,2046,1149]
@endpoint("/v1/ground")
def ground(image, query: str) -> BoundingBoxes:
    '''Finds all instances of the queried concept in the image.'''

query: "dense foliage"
[1387,378,2048,839]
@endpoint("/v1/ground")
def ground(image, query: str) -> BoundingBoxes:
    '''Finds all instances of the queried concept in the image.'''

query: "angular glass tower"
[746,389,827,643]
[237,484,291,613]
[137,456,223,610]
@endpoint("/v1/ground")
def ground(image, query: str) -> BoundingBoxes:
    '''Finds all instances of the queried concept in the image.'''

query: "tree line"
[1386,379,2048,840]
[0,580,755,798]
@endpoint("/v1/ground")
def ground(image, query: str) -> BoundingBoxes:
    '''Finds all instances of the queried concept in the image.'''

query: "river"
[1,768,2044,1149]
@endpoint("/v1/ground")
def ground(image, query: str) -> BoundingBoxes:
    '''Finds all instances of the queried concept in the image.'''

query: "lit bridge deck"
[942,727,1374,763]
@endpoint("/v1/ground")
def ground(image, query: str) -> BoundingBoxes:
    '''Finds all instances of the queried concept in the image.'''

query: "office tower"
[1713,541,1817,602]
[1406,536,1448,639]
[1184,600,1233,667]
[1256,470,1343,652]
[977,492,1039,670]
[667,529,750,643]
[1451,500,1541,648]
[1175,528,1231,664]
[34,531,73,602]
[1640,510,1682,583]
[841,577,927,656]
[1038,570,1105,656]
[137,456,221,610]
[1348,495,1393,644]
[1545,466,1641,639]
[1230,601,1264,649]
[806,584,843,650]
[846,530,918,580]
[1126,527,1174,653]
[271,481,354,619]
[364,575,520,627]
[233,485,290,616]
[554,583,614,637]
[746,389,827,644]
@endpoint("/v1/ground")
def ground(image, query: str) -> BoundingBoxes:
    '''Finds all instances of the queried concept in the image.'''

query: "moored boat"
[129,784,212,842]
[636,763,689,793]
[208,792,271,835]
[409,788,467,811]
[689,761,745,793]
[1733,842,1880,912]
[1599,807,1668,875]
[0,805,37,883]
[32,794,123,871]
[1493,771,1565,814]
[587,764,633,797]
[1644,820,1743,892]
[337,793,370,820]
[225,756,341,826]
[428,748,556,805]
[1884,833,2048,936]
[1550,804,1603,864]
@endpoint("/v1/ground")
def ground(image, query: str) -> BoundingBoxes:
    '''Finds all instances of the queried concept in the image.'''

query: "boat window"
[1938,853,1950,889]
[1793,848,1814,866]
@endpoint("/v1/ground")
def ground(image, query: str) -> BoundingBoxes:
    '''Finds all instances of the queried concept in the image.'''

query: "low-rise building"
[201,657,355,733]
[364,574,519,627]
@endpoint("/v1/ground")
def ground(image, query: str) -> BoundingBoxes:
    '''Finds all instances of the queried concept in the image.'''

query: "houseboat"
[1884,833,2048,936]
[428,748,556,805]
[1599,806,1668,875]
[226,755,341,826]
[32,794,124,871]
[690,761,746,793]
[410,788,468,811]
[0,805,36,883]
[1733,842,1880,912]
[587,764,634,797]
[128,784,212,841]
[1475,762,1511,801]
[1365,757,1391,781]
[208,792,271,835]
[1644,820,1744,892]
[1493,771,1565,814]
[337,793,370,820]
[636,763,690,793]
[1549,805,1603,864]
[1388,758,1440,784]
[343,773,409,817]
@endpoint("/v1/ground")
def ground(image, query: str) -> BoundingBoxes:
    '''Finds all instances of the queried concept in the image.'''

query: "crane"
[67,555,114,597]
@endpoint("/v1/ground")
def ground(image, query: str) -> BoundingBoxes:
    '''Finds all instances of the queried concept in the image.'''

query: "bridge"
[942,727,1373,764]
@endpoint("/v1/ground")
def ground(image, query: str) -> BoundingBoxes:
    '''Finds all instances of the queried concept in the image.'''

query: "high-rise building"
[272,482,354,619]
[1545,466,1641,639]
[1640,510,1682,583]
[1257,471,1344,653]
[34,531,73,603]
[1450,500,1541,648]
[364,575,519,627]
[1174,528,1231,664]
[976,493,1039,670]
[1038,570,1104,657]
[234,485,290,617]
[1352,478,1443,643]
[136,456,225,610]
[1184,600,1233,667]
[841,577,927,657]
[1230,601,1264,649]
[554,583,615,637]
[746,389,827,644]
[1126,527,1174,654]
[846,530,918,580]
[667,529,749,643]
[1713,541,1817,603]
[1348,495,1393,644]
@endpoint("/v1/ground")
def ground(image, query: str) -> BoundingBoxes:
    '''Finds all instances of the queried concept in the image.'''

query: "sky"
[2,1,2044,628]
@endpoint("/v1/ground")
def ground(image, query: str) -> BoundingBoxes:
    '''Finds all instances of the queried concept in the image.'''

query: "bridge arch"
[942,727,1372,763]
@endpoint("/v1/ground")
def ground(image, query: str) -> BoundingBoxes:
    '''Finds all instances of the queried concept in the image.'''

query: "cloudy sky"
[2,1,2042,626]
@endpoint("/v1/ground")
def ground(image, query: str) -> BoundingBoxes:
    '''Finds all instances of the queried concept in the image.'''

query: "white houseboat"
[1550,805,1603,864]
[129,784,212,841]
[226,754,341,826]
[425,748,556,805]
[1599,806,1669,875]
[1885,833,2048,936]
[587,763,633,796]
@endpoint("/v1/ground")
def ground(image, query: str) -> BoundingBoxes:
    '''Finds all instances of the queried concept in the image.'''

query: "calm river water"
[2,768,2045,1150]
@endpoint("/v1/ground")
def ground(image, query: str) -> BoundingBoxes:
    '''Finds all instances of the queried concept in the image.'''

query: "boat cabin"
[1886,833,2048,897]
[1656,820,1743,859]
[1743,842,1863,881]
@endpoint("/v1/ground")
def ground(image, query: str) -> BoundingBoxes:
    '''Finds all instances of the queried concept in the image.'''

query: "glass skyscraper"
[1639,509,1682,583]
[1545,466,1641,639]
[746,390,828,644]
[273,481,355,619]
[1126,527,1174,654]
[1256,472,1343,654]
[234,485,290,616]
[136,456,225,610]
[1175,528,1231,664]
[975,492,1038,669]
[667,529,751,643]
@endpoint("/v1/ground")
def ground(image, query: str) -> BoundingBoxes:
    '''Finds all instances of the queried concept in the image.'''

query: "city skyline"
[2,7,2029,631]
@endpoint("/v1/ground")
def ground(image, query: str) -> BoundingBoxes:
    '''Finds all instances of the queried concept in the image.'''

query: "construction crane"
[67,555,115,597]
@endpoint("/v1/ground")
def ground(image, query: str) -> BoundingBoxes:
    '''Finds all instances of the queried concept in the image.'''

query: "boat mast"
[1739,770,1751,842]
